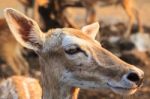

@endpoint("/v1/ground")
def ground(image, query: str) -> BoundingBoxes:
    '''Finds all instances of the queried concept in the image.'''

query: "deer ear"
[4,8,45,51]
[81,22,100,39]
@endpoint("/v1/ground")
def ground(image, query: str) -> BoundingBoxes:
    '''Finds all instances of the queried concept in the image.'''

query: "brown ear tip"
[4,8,14,14]
[4,8,22,18]
[4,8,15,19]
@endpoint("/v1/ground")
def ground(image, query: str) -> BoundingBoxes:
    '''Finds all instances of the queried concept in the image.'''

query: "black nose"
[127,72,144,86]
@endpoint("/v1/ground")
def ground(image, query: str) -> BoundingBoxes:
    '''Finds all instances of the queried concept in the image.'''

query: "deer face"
[4,8,144,96]
[57,28,144,95]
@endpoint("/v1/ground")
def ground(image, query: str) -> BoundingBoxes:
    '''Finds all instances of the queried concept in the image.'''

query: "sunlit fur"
[0,76,42,99]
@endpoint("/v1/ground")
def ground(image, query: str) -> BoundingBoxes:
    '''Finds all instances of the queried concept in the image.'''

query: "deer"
[0,76,42,99]
[4,8,144,99]
[0,19,29,75]
[80,0,143,37]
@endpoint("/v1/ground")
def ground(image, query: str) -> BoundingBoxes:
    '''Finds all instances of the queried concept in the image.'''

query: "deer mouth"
[107,83,138,95]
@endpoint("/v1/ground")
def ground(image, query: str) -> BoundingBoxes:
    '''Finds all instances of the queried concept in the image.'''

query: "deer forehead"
[62,35,88,47]
[43,29,93,52]
[43,35,89,53]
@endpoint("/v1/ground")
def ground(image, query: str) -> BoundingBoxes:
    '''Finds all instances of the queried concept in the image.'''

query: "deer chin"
[107,82,138,95]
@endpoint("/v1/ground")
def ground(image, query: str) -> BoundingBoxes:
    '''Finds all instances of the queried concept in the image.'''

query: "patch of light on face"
[62,35,92,63]
[62,35,88,47]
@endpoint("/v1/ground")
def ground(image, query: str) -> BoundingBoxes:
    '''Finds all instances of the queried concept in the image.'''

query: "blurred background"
[0,0,150,99]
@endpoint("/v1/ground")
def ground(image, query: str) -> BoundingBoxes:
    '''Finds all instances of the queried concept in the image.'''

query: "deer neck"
[39,53,73,99]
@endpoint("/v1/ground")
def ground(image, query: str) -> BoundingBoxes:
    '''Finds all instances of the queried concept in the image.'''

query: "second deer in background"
[0,19,29,75]
[81,0,143,37]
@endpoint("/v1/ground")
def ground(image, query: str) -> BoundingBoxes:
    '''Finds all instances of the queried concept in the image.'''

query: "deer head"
[4,8,144,99]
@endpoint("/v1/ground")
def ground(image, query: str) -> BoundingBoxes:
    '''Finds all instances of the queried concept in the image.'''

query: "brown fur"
[71,87,80,99]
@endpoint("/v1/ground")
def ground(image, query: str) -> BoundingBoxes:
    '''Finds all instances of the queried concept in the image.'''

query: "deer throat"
[39,55,73,99]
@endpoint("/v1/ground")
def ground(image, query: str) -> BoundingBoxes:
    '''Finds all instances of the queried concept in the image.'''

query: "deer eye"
[64,45,81,55]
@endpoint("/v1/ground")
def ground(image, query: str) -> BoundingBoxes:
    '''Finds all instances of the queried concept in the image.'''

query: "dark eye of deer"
[64,45,88,56]
[65,46,81,55]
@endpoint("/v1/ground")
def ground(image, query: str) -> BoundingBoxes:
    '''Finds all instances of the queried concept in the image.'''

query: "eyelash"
[65,46,88,57]
[65,47,81,55]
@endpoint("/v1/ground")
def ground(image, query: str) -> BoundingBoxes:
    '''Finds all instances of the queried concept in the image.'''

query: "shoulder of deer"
[0,76,42,99]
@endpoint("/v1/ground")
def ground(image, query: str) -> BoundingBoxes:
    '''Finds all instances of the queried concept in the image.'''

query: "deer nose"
[126,72,144,86]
